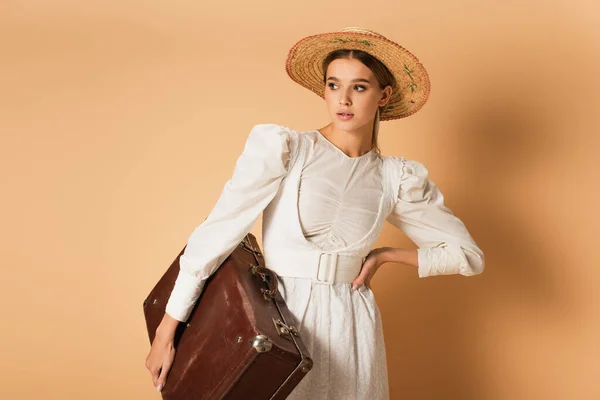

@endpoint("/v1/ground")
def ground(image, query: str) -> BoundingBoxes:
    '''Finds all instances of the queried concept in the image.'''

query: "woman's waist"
[263,247,365,285]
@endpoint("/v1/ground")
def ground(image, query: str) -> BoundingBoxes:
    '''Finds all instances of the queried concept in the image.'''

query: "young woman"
[145,27,484,399]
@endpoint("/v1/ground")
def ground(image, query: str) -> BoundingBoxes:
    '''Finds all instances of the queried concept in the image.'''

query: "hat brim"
[285,31,431,121]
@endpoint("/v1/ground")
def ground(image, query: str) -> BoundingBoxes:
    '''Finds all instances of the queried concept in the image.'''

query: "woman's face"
[323,58,392,133]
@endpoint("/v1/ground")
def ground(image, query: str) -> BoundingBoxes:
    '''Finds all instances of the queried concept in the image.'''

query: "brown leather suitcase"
[143,233,313,399]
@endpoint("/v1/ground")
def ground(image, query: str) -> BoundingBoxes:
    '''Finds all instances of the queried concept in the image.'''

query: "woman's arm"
[385,158,485,278]
[164,124,298,323]
[377,247,419,268]
[146,124,298,392]
[352,247,418,289]
[155,313,180,339]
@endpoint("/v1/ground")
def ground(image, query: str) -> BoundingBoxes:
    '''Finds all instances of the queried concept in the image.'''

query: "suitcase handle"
[250,264,279,300]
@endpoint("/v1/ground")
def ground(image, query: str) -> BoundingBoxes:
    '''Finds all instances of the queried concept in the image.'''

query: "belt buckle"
[316,252,338,285]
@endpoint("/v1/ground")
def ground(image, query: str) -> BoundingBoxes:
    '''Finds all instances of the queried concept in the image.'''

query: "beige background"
[2,0,599,399]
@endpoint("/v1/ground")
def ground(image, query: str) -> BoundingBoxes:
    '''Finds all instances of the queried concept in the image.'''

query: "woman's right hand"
[145,313,181,392]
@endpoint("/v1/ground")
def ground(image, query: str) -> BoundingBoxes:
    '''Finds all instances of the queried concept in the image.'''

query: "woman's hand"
[145,314,180,392]
[352,247,390,290]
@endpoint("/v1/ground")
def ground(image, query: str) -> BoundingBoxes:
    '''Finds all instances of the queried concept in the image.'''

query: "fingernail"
[352,285,357,291]
[157,384,163,392]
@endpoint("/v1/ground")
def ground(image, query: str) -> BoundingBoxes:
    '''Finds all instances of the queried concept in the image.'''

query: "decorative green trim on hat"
[403,64,417,93]
[403,64,414,81]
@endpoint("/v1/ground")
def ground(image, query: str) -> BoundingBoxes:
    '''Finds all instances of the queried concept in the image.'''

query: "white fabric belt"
[263,248,364,285]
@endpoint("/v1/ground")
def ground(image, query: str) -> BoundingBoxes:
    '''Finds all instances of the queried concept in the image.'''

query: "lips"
[337,112,354,121]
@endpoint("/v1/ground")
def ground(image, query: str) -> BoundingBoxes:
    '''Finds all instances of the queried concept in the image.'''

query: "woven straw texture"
[285,27,431,121]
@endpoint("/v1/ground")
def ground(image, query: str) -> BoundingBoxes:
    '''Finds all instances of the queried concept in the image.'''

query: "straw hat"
[285,27,431,121]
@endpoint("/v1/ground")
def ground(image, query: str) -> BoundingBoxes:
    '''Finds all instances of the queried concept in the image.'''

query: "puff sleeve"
[385,158,484,278]
[165,124,298,322]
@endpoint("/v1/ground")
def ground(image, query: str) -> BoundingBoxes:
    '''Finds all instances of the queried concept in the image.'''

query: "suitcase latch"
[241,236,263,258]
[272,318,299,340]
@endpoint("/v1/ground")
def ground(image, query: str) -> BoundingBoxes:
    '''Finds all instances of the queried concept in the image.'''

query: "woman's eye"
[327,83,366,91]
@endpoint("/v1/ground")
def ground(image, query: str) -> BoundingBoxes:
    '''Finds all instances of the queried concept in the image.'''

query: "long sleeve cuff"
[165,270,207,323]
[417,245,468,278]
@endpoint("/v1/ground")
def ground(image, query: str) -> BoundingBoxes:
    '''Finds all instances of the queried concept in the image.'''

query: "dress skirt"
[276,276,390,400]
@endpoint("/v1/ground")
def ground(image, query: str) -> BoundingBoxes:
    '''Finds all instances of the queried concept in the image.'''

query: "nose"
[339,88,352,106]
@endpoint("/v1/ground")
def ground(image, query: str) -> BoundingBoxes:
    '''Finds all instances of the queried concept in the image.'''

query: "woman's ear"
[378,85,393,107]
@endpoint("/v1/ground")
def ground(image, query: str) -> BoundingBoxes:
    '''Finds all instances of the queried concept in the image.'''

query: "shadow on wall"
[379,93,567,399]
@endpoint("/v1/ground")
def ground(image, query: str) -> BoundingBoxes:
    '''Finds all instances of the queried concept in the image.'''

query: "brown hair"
[322,49,396,154]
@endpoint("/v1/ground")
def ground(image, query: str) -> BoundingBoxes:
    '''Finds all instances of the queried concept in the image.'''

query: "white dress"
[165,123,485,400]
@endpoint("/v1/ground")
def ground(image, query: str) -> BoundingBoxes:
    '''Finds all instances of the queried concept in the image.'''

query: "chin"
[335,119,366,130]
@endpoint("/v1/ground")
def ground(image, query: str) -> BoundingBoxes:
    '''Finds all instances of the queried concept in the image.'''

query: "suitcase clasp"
[273,317,299,340]
[241,236,263,258]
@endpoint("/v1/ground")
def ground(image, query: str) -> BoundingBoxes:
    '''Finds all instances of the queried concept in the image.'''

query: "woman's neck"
[317,123,373,158]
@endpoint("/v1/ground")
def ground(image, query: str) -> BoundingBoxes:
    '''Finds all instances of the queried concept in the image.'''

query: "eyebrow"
[326,77,372,84]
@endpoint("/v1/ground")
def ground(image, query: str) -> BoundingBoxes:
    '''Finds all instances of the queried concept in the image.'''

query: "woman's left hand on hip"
[351,247,389,290]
